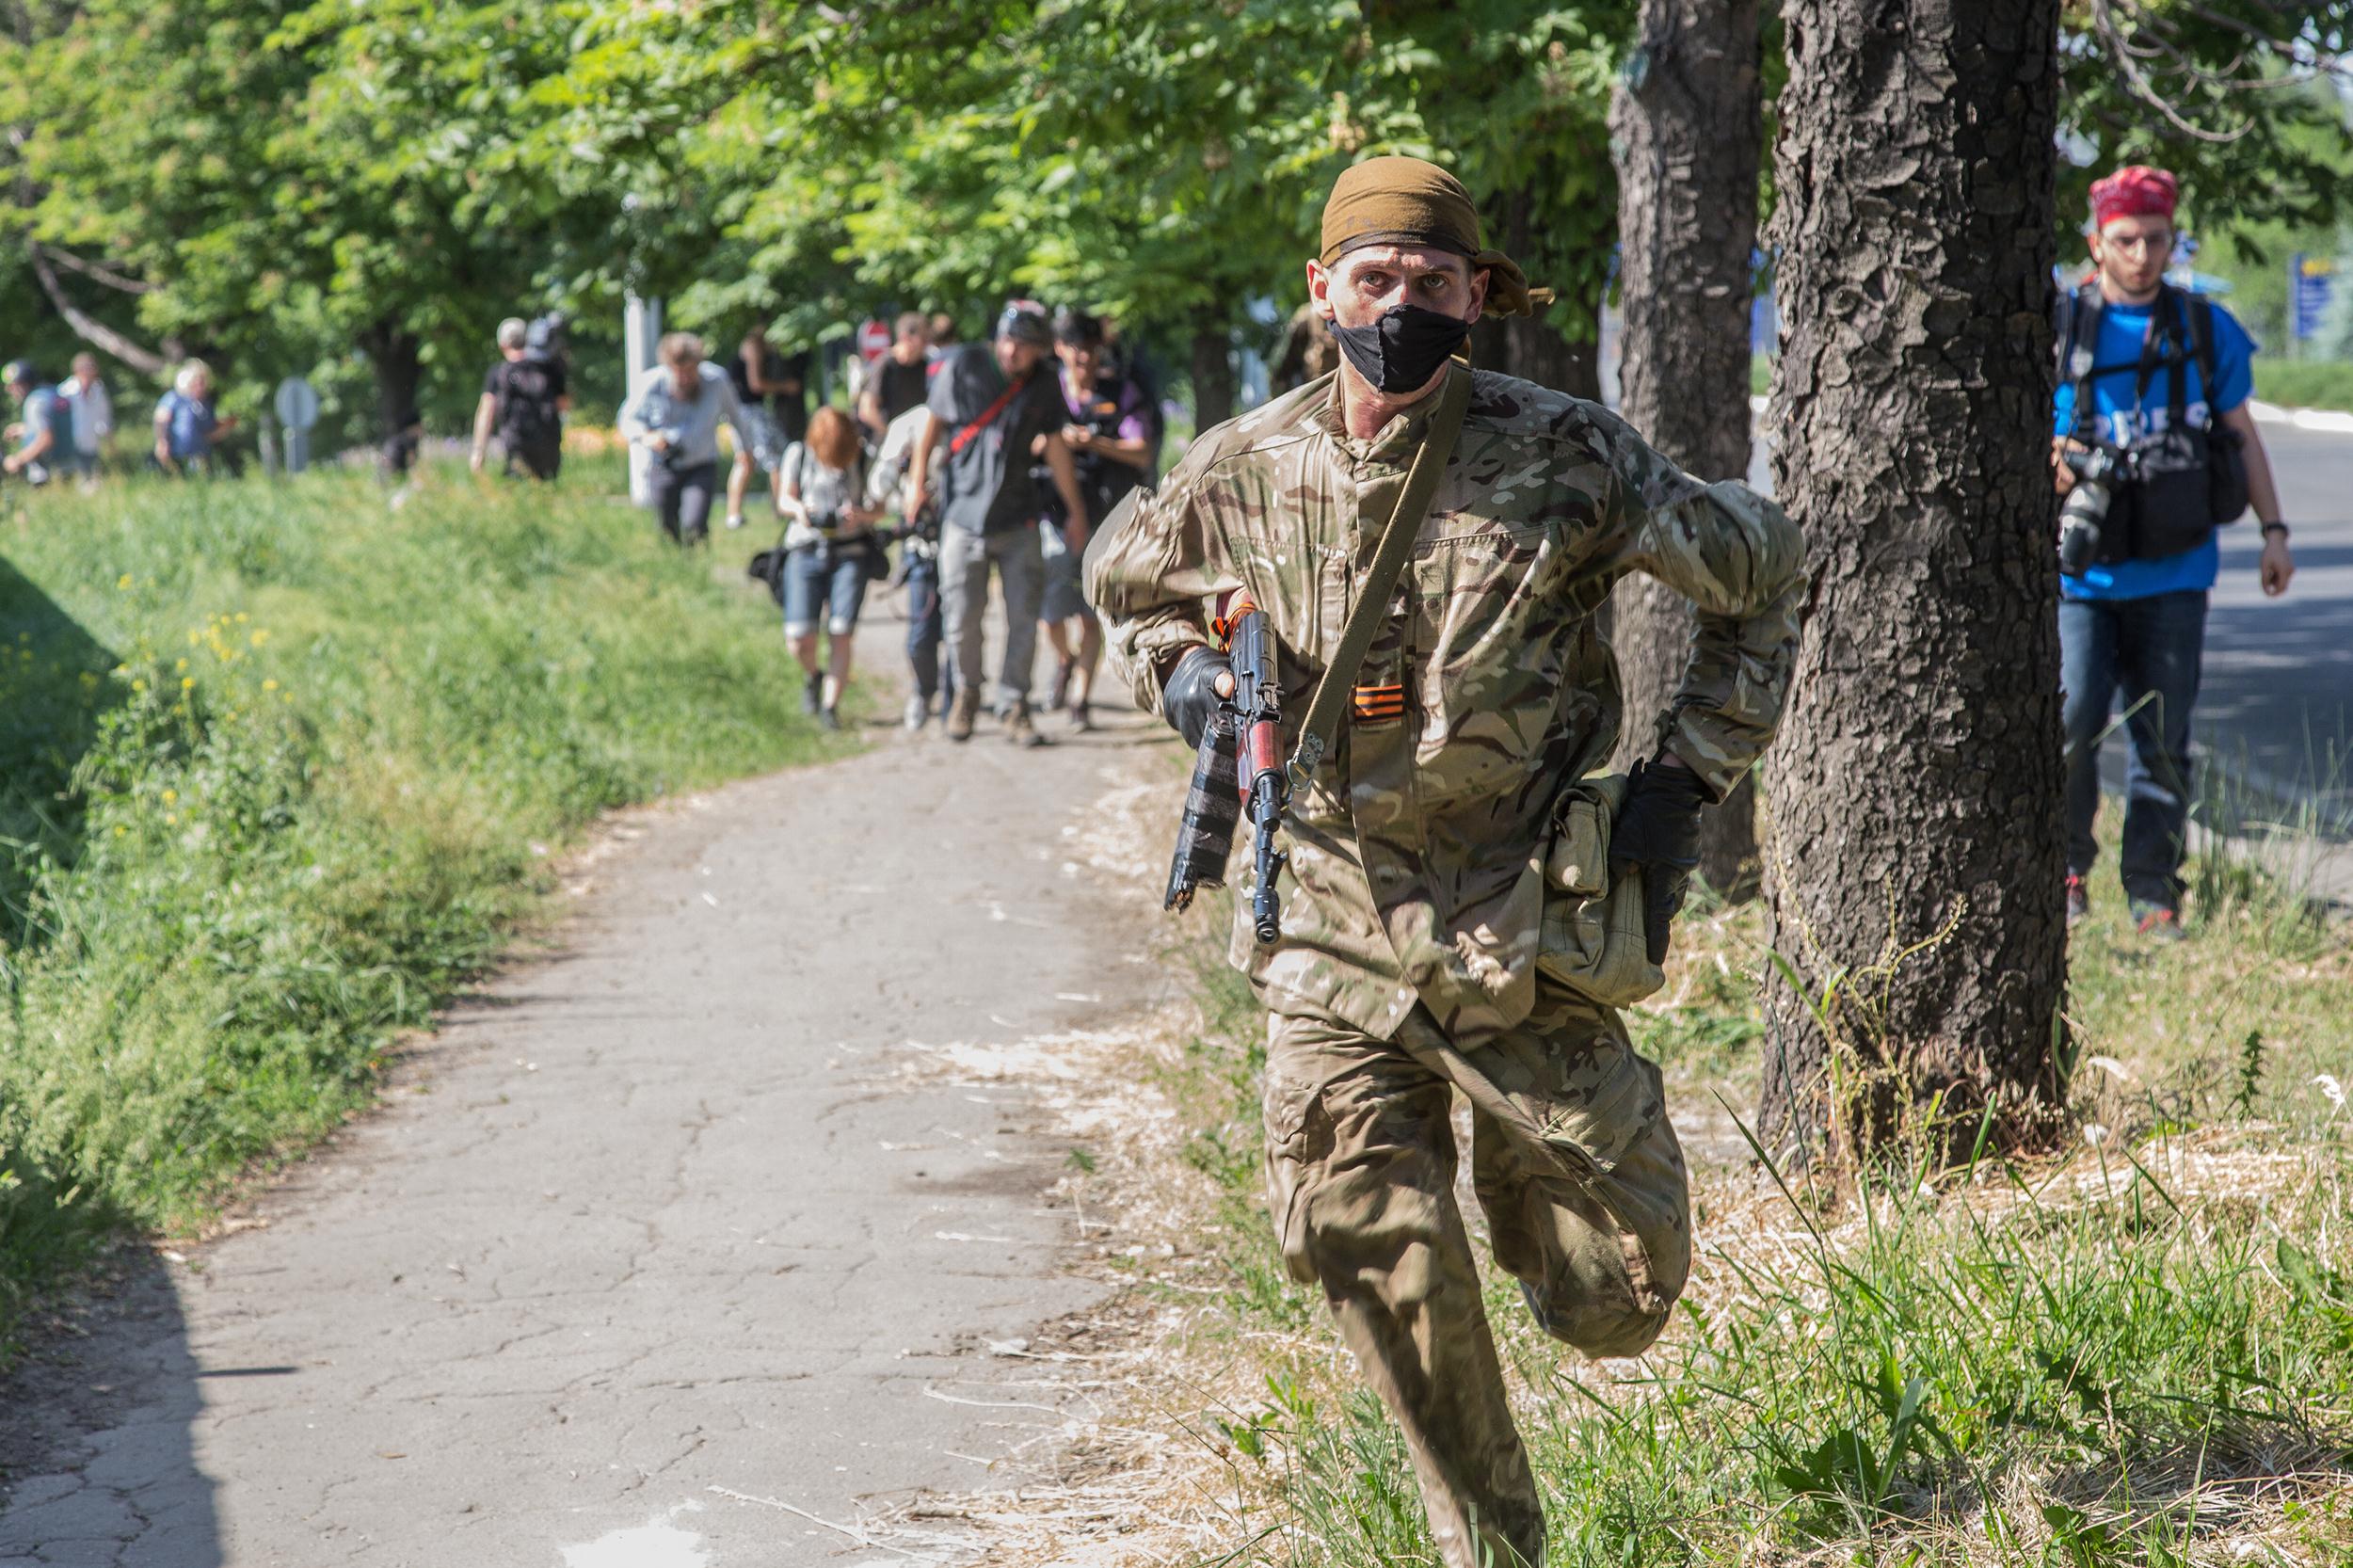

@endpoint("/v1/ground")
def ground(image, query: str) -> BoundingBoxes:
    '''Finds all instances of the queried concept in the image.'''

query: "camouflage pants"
[1262,977,1692,1568]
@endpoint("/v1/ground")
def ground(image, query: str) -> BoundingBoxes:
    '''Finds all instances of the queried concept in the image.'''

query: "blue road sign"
[2290,252,2335,341]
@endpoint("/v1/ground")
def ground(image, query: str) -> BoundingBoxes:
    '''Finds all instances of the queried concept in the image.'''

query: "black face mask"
[1326,304,1472,394]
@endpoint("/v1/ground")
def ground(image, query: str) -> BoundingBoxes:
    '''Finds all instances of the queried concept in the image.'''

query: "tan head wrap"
[1319,155,1550,318]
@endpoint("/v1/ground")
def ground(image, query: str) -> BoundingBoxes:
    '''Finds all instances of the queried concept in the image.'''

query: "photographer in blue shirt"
[2052,166,2295,939]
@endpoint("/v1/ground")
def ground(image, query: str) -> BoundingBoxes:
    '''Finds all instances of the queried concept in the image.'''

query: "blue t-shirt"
[155,389,218,461]
[17,385,71,458]
[2053,292,2255,601]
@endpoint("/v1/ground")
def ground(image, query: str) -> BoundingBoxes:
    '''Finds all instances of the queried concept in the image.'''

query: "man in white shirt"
[59,352,112,478]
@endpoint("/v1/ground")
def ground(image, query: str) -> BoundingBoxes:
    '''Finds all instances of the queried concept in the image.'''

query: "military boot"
[946,686,980,743]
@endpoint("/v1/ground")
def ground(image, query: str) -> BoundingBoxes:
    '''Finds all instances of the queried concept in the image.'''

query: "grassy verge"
[1128,807,2353,1565]
[2253,360,2353,416]
[0,460,830,1345]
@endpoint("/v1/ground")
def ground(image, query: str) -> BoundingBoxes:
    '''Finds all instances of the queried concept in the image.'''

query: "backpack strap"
[2061,280,2105,448]
[1286,360,1472,789]
[949,377,1023,456]
[2185,291,2221,410]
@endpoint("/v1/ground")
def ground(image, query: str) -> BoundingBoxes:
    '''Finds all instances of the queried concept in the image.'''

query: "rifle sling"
[1286,360,1472,789]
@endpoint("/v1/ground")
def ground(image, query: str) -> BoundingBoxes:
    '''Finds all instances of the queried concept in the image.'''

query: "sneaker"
[946,687,979,743]
[724,512,745,531]
[802,672,823,715]
[2130,900,2186,942]
[1068,699,1094,734]
[1047,657,1074,712]
[817,705,841,732]
[904,693,931,732]
[2065,875,2089,929]
[1004,700,1046,748]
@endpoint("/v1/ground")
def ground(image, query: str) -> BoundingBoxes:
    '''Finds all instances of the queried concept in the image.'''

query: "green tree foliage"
[0,0,2345,440]
[2058,2,2353,243]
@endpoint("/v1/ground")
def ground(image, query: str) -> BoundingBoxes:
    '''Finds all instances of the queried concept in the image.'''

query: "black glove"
[1609,755,1710,966]
[1161,645,1230,751]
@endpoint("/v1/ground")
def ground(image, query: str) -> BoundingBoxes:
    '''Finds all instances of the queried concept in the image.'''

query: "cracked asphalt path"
[0,609,1163,1567]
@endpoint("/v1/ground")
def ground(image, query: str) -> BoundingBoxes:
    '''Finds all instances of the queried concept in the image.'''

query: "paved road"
[0,605,1158,1567]
[2203,418,2353,817]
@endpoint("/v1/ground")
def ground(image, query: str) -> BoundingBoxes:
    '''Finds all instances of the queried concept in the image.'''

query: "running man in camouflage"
[1086,156,1806,1566]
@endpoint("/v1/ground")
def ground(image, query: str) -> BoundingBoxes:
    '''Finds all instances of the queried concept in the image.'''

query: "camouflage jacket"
[1087,369,1805,1044]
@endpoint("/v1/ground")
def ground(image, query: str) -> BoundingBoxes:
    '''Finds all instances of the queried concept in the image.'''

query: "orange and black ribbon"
[1351,683,1406,724]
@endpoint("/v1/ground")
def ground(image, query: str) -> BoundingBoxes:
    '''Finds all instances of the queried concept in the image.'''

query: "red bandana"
[2089,166,2178,231]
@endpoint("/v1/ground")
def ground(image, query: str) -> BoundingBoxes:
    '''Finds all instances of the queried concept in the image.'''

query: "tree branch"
[26,244,168,376]
[31,241,155,295]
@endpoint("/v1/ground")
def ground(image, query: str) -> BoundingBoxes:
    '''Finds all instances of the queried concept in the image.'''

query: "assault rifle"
[1163,597,1289,944]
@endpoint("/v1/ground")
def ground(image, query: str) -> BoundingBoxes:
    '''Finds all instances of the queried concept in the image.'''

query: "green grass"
[2252,360,2353,415]
[1150,812,2353,1565]
[0,459,834,1344]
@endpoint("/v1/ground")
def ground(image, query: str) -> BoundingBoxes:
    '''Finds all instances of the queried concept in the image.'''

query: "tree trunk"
[1606,0,1764,900]
[1190,323,1236,431]
[1467,179,1602,402]
[360,323,424,472]
[1757,0,2069,1167]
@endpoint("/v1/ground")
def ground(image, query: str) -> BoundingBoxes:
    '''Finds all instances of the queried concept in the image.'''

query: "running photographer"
[904,301,1091,746]
[3,360,72,484]
[869,400,955,732]
[776,408,881,732]
[619,332,756,547]
[1039,308,1155,732]
[472,317,569,481]
[2053,166,2295,939]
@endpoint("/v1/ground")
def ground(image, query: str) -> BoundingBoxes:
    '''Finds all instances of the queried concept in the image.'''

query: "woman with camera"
[777,407,881,730]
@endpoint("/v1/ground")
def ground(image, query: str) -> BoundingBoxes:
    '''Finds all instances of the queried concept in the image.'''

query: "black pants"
[647,458,719,544]
[505,437,562,481]
[902,552,953,707]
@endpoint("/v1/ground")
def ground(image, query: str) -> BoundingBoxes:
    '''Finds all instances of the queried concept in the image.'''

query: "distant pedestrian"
[904,301,1092,745]
[60,353,113,478]
[724,319,791,532]
[152,360,233,477]
[856,312,934,439]
[472,317,568,480]
[619,332,756,546]
[777,408,882,732]
[3,361,73,485]
[2052,165,2296,938]
[1040,309,1155,731]
[868,401,954,730]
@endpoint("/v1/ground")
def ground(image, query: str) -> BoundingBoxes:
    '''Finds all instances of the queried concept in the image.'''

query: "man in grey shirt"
[619,332,756,545]
[904,303,1090,745]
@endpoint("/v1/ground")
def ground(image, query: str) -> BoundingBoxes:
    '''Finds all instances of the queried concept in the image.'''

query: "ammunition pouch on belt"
[1535,776,1668,1008]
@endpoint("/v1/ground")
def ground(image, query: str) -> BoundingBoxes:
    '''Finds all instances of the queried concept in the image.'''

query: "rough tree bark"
[1606,0,1764,898]
[1757,0,2069,1164]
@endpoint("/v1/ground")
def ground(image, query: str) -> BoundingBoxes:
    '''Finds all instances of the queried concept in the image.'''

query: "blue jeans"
[2059,589,2207,906]
[781,543,870,637]
[902,552,953,707]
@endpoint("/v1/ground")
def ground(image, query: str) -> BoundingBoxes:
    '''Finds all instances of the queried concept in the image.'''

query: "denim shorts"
[782,543,871,637]
[739,407,784,471]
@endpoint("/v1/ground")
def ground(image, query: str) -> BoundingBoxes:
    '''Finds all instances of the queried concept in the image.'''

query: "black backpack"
[496,357,563,449]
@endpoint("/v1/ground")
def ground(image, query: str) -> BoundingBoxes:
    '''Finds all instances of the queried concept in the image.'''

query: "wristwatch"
[2260,520,2291,540]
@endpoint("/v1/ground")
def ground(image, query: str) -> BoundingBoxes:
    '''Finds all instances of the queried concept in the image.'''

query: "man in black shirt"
[471,317,568,480]
[905,302,1091,746]
[857,312,934,439]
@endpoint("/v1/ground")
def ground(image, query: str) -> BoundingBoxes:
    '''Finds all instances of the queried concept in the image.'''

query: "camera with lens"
[2058,444,2132,577]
